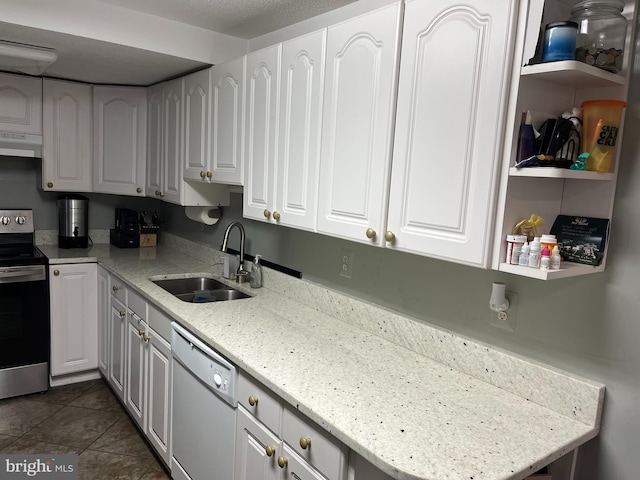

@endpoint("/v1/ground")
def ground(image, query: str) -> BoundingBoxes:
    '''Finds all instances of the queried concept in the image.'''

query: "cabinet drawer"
[238,372,282,436]
[282,404,348,480]
[127,288,147,320]
[110,277,127,304]
[147,303,172,343]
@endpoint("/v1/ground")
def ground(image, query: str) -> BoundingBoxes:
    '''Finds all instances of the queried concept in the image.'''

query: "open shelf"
[499,261,605,280]
[509,167,615,181]
[521,61,626,89]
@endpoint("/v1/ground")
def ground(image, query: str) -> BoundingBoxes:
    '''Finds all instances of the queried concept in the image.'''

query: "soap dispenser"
[250,255,263,288]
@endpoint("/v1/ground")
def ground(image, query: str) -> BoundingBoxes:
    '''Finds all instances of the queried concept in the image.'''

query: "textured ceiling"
[93,0,357,39]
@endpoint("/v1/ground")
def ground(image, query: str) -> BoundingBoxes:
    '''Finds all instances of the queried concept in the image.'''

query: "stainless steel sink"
[151,276,250,303]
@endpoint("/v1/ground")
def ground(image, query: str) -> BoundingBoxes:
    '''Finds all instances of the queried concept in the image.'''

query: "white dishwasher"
[171,322,237,480]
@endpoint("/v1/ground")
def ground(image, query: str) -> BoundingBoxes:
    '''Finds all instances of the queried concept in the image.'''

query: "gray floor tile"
[0,433,18,449]
[0,398,63,436]
[69,383,123,411]
[23,405,123,449]
[88,416,153,458]
[0,437,82,455]
[26,380,98,406]
[78,450,154,480]
[140,461,171,480]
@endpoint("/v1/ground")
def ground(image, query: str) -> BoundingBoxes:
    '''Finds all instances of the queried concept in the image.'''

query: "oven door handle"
[0,265,46,283]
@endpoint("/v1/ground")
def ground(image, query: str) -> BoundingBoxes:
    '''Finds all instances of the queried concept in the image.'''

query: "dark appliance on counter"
[58,194,89,248]
[110,208,139,248]
[0,209,49,400]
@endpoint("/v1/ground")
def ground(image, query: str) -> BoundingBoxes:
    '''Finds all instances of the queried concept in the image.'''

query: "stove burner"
[0,210,46,267]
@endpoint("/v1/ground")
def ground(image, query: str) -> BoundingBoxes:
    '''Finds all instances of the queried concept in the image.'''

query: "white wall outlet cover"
[490,291,518,332]
[339,249,354,279]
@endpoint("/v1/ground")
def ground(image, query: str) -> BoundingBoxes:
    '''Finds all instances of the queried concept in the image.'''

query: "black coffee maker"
[110,208,139,248]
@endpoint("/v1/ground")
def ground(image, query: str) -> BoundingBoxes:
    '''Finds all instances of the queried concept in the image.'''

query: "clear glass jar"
[570,0,628,74]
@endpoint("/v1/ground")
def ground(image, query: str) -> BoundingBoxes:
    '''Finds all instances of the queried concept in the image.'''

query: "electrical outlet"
[339,249,354,279]
[490,290,518,332]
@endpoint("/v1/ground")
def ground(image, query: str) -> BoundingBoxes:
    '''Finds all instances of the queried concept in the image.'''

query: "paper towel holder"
[184,206,222,225]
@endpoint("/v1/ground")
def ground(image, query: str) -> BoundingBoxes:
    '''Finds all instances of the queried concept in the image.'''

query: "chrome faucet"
[221,221,248,278]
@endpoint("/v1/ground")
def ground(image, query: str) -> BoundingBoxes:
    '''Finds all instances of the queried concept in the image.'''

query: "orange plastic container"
[582,99,626,172]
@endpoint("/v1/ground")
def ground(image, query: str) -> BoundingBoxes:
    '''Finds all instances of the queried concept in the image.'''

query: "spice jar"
[570,0,628,74]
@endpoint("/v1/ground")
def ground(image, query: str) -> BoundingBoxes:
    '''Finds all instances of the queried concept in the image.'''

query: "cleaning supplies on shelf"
[250,255,263,288]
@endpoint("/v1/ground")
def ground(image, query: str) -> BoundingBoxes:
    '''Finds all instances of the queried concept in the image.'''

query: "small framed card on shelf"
[550,215,610,266]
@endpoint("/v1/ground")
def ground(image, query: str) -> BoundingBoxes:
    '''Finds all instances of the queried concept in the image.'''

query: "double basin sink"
[151,275,250,303]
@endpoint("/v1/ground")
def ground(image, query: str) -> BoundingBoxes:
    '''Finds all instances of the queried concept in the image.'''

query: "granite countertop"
[39,237,604,480]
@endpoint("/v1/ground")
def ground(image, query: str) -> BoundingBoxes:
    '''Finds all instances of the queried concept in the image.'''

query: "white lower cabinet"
[236,371,348,480]
[97,265,110,377]
[108,295,127,402]
[49,263,98,377]
[97,271,172,466]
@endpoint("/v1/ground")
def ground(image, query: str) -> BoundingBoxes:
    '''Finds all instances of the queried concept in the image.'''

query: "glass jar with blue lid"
[569,0,628,73]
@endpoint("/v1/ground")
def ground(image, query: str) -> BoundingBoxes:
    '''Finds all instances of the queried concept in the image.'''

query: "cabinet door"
[147,327,172,466]
[210,57,245,185]
[243,44,281,222]
[317,4,401,245]
[387,0,517,267]
[42,79,92,192]
[49,264,98,377]
[235,407,280,480]
[109,296,127,402]
[275,30,326,231]
[93,86,147,196]
[183,69,211,182]
[146,83,164,198]
[126,312,147,430]
[162,78,184,205]
[0,73,42,135]
[97,265,110,377]
[279,444,328,480]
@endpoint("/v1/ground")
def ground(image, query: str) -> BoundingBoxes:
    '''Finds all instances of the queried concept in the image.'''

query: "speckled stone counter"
[39,235,605,480]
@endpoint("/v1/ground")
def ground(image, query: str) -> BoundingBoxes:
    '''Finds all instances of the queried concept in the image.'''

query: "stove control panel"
[0,210,34,234]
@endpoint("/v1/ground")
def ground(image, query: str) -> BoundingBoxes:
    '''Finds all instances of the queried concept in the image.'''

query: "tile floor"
[0,378,171,480]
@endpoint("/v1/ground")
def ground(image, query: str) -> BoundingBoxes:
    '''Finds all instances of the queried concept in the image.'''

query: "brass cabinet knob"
[138,329,145,336]
[119,311,126,318]
[53,269,60,276]
[277,456,288,469]
[263,209,271,219]
[265,445,276,457]
[299,437,311,449]
[384,231,396,242]
[365,228,376,239]
[47,182,53,188]
[155,190,164,197]
[273,211,281,221]
[136,187,142,193]
[143,334,150,342]
[206,171,212,179]
[200,171,206,178]
[248,395,258,406]
[112,285,118,292]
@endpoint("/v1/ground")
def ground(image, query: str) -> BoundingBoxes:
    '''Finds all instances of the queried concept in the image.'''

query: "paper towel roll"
[185,206,220,225]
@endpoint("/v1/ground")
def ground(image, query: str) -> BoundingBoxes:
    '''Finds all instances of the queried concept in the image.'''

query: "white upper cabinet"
[386,0,517,267]
[42,79,92,192]
[274,29,326,231]
[0,73,42,136]
[210,58,245,185]
[146,83,163,198]
[244,44,281,221]
[162,78,184,205]
[93,86,147,196]
[316,4,401,245]
[183,69,211,182]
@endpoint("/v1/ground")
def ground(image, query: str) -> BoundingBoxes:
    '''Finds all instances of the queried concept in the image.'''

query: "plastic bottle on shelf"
[550,245,562,270]
[540,245,551,270]
[519,241,530,267]
[250,255,263,288]
[528,237,542,268]
[511,235,527,265]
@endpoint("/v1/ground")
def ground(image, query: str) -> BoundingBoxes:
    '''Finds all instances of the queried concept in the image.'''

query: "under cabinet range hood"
[0,132,42,158]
